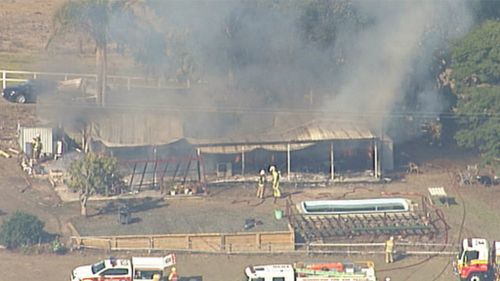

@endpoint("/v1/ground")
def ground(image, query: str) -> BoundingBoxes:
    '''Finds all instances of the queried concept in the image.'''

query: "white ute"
[70,254,176,281]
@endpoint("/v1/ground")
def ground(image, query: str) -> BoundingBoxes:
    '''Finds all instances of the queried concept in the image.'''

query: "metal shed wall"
[18,127,54,155]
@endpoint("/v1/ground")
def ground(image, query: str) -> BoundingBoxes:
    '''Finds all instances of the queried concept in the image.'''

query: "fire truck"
[70,254,176,281]
[454,238,500,281]
[244,261,377,281]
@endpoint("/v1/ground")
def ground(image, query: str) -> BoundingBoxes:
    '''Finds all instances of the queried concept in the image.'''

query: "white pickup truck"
[70,254,176,281]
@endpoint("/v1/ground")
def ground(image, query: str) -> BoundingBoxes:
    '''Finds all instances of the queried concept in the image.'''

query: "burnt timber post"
[330,142,335,181]
[196,148,202,182]
[374,138,380,179]
[241,148,245,176]
[287,143,291,180]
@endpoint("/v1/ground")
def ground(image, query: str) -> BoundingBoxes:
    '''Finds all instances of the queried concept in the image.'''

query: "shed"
[18,126,54,156]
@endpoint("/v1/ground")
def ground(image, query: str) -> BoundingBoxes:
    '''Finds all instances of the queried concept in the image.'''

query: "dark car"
[2,79,57,104]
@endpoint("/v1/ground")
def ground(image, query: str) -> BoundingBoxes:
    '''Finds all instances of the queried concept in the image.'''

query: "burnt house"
[192,119,393,183]
[87,112,393,186]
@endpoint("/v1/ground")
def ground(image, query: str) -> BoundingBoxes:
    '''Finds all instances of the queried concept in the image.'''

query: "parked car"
[2,79,58,104]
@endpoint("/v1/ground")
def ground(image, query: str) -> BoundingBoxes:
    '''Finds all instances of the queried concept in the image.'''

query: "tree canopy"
[0,211,45,249]
[67,153,122,216]
[48,0,147,105]
[450,20,500,166]
[451,21,500,89]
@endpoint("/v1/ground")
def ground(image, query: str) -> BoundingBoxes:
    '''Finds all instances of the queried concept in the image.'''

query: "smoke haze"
[44,0,475,143]
[139,0,473,139]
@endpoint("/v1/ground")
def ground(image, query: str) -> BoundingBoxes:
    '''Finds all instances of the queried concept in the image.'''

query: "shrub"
[0,211,45,249]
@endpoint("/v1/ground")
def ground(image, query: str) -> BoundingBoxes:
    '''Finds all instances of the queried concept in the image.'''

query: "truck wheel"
[16,94,26,104]
[468,273,482,281]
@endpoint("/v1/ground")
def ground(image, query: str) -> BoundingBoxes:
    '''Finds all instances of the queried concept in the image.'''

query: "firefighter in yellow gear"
[385,236,395,263]
[269,165,281,199]
[32,134,42,161]
[256,169,266,199]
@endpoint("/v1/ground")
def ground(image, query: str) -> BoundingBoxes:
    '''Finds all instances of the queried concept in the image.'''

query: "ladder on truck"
[295,268,374,281]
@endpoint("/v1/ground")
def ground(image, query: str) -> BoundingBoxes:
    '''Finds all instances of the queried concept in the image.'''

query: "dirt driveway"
[0,248,457,281]
[1,157,496,281]
[1,99,497,281]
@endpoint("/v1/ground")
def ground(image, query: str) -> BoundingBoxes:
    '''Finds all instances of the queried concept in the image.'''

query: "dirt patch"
[72,191,290,236]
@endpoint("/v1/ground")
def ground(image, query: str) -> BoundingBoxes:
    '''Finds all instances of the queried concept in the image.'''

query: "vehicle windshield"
[464,250,480,263]
[91,261,106,274]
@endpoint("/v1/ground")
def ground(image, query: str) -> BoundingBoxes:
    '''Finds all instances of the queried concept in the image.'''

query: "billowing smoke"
[43,0,474,144]
[137,0,473,140]
[327,0,473,137]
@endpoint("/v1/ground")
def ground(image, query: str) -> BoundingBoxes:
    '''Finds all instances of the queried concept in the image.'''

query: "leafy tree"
[67,153,122,216]
[0,211,45,249]
[451,21,500,90]
[47,0,139,106]
[450,20,500,167]
[454,87,500,166]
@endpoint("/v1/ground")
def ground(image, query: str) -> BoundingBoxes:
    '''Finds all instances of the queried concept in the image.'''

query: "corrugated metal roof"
[191,120,376,154]
[196,142,316,154]
[91,113,184,147]
[192,120,375,146]
[94,113,376,152]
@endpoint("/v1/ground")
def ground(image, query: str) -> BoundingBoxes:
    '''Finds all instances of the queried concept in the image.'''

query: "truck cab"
[455,238,492,281]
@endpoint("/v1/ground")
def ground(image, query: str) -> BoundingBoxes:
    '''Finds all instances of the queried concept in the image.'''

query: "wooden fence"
[71,228,295,254]
[1,69,189,91]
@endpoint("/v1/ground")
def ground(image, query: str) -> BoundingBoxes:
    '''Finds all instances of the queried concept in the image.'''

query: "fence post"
[148,237,153,254]
[256,233,261,250]
[221,235,225,252]
[127,77,131,91]
[2,71,6,90]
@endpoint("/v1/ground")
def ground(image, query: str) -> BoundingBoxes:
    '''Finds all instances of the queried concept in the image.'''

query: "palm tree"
[47,0,136,106]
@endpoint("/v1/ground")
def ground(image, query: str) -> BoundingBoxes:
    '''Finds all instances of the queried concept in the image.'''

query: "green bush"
[0,211,45,249]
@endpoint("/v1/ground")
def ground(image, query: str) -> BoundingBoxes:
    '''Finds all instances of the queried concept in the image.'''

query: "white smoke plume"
[326,0,473,132]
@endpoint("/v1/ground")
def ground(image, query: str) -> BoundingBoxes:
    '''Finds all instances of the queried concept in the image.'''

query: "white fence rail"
[303,241,458,256]
[1,70,189,91]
